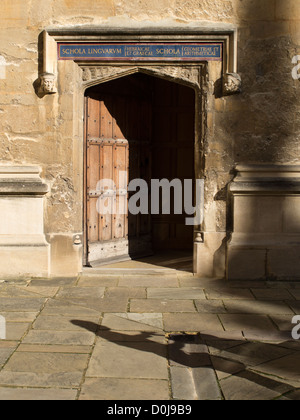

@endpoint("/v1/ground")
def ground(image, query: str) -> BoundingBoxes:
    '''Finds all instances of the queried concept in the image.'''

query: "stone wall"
[0,0,299,279]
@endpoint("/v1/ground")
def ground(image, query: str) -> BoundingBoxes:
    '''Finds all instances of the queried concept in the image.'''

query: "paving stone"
[210,354,245,380]
[163,313,224,333]
[22,286,59,298]
[223,300,294,315]
[0,341,18,349]
[101,313,164,332]
[242,331,292,342]
[147,287,205,300]
[56,287,105,299]
[200,331,245,341]
[5,322,31,340]
[0,387,77,400]
[96,298,129,313]
[219,370,292,400]
[251,288,295,301]
[119,276,179,288]
[228,281,269,289]
[79,378,170,400]
[193,367,223,400]
[195,299,226,313]
[219,314,278,332]
[105,287,147,299]
[168,334,211,368]
[288,290,300,300]
[32,316,100,332]
[29,278,77,287]
[130,299,196,313]
[0,348,16,365]
[285,300,300,314]
[205,288,255,300]
[178,276,206,287]
[0,312,38,322]
[270,315,296,332]
[55,296,129,313]
[211,342,294,368]
[17,344,92,354]
[279,390,300,400]
[4,352,89,375]
[0,297,46,312]
[251,352,300,384]
[22,330,95,346]
[41,299,102,317]
[86,339,168,379]
[170,367,197,400]
[97,330,165,343]
[0,286,42,298]
[0,371,83,388]
[205,339,246,354]
[77,275,120,287]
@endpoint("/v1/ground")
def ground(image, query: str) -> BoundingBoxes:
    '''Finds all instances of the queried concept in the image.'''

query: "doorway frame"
[82,65,203,267]
[83,71,199,266]
[42,25,238,275]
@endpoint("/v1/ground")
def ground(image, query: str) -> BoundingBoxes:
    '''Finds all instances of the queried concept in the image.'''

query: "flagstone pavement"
[0,269,300,400]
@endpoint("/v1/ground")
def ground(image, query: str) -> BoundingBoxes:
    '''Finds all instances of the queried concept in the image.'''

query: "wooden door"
[85,79,152,265]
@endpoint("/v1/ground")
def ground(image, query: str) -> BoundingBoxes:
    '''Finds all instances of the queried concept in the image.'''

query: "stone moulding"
[43,24,241,97]
[0,166,49,196]
[230,164,300,194]
[81,65,202,90]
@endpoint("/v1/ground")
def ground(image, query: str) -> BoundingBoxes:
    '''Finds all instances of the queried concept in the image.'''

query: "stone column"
[227,164,300,281]
[0,166,50,279]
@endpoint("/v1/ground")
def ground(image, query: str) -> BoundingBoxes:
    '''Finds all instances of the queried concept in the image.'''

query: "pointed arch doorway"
[84,72,196,268]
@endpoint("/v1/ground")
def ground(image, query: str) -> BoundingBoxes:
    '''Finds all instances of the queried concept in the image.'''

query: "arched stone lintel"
[81,65,202,92]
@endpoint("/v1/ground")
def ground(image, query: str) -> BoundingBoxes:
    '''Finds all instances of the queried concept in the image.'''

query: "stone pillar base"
[0,235,50,279]
[227,164,300,281]
[0,166,50,280]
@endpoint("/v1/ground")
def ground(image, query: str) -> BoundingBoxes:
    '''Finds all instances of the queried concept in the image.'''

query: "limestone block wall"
[0,0,299,278]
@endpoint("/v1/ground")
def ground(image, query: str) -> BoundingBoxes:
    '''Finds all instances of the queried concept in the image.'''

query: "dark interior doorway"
[84,73,195,266]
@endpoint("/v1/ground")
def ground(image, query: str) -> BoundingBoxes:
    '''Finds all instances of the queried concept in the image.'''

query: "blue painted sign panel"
[58,43,222,61]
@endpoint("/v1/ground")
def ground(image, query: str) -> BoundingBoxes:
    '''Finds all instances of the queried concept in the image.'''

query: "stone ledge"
[0,166,48,196]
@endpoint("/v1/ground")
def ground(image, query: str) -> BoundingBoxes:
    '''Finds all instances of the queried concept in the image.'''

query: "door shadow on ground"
[71,320,300,399]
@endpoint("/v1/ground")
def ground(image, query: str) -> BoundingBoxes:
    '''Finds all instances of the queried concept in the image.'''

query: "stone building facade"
[0,0,300,280]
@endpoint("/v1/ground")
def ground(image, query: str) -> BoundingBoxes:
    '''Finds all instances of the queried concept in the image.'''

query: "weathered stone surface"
[0,387,77,400]
[219,314,278,333]
[219,370,291,401]
[170,367,198,400]
[79,378,170,400]
[0,371,83,388]
[100,313,164,332]
[163,313,224,333]
[147,288,205,300]
[22,330,95,346]
[4,352,89,374]
[119,276,179,288]
[86,339,168,379]
[130,299,196,313]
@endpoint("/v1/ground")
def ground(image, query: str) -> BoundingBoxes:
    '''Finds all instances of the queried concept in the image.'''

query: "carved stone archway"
[81,64,202,91]
[80,63,205,269]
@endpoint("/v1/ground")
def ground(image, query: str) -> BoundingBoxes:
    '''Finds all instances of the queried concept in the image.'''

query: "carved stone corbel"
[39,72,57,94]
[222,72,241,96]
